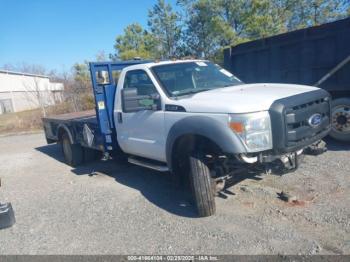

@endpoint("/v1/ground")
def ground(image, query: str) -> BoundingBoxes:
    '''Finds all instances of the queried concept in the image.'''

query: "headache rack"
[89,60,153,152]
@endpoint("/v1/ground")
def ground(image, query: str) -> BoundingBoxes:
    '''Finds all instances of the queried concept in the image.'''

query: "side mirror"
[122,88,160,113]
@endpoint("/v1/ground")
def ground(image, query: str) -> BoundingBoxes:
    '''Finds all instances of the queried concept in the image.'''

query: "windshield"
[152,61,243,97]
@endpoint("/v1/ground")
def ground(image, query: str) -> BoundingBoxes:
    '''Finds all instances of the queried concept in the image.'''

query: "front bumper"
[238,148,303,164]
[238,139,327,174]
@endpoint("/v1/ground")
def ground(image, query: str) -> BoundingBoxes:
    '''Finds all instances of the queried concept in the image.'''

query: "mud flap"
[0,202,15,229]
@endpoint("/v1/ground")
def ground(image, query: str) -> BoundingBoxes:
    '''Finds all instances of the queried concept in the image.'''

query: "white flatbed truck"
[43,59,331,217]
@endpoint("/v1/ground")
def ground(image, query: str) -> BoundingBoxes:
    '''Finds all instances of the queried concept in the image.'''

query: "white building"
[0,70,64,114]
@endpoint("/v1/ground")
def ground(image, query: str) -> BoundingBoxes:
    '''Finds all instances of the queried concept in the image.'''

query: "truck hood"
[175,83,320,114]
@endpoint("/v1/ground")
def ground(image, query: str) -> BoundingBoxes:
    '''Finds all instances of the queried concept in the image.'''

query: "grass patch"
[0,102,83,135]
[0,94,95,135]
[0,108,43,134]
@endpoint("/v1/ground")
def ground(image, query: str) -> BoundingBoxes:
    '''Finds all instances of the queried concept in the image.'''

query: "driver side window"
[124,70,158,96]
[123,70,160,109]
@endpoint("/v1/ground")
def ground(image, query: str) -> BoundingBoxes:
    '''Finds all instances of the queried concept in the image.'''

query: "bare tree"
[22,75,50,116]
[13,64,62,117]
[56,65,94,113]
[2,62,94,115]
[60,69,79,112]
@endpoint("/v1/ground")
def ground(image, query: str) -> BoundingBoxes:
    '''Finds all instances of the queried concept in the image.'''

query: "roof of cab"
[145,59,205,68]
[123,59,206,71]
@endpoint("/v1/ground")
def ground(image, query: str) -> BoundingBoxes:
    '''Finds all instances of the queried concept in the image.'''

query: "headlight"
[229,111,272,152]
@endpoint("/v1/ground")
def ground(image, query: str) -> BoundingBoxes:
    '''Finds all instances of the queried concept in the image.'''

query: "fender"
[57,124,75,144]
[166,116,247,171]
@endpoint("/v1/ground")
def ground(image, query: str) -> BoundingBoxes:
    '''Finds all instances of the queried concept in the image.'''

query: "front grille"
[269,89,331,153]
[285,97,330,147]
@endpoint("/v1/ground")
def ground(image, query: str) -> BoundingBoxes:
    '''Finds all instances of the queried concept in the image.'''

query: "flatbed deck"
[44,110,97,123]
[42,109,104,150]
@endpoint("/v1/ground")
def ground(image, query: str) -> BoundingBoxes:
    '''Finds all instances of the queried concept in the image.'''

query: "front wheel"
[189,152,216,217]
[330,97,350,142]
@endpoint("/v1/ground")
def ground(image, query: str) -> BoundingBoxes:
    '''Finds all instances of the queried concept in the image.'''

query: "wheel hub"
[332,105,350,133]
[337,115,347,125]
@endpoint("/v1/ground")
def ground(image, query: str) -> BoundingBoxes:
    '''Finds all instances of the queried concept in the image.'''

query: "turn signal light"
[229,122,244,133]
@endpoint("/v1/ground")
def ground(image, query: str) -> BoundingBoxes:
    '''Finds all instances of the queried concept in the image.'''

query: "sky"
[0,0,177,73]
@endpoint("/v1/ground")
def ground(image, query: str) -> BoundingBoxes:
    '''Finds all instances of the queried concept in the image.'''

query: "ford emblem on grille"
[308,113,322,128]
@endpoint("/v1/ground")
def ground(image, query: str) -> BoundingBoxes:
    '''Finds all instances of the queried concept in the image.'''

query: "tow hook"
[272,150,303,174]
[281,152,299,171]
[304,140,327,156]
[0,178,16,230]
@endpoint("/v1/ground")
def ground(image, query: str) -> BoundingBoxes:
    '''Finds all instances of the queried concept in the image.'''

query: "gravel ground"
[0,133,349,255]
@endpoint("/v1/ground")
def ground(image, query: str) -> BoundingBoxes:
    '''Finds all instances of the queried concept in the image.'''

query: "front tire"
[189,152,216,217]
[330,97,350,142]
[61,133,83,167]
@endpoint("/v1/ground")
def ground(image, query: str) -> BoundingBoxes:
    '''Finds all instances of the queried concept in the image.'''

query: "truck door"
[116,69,166,162]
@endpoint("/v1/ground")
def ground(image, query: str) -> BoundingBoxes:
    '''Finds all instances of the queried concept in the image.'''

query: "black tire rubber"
[329,97,350,142]
[61,133,83,167]
[189,152,216,217]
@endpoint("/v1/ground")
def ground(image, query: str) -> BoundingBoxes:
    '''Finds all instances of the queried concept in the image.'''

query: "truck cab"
[43,59,331,217]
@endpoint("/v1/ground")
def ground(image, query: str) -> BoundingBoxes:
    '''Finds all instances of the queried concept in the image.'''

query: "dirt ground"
[0,133,349,255]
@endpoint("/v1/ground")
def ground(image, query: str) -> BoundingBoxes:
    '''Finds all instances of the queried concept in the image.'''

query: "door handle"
[117,112,123,123]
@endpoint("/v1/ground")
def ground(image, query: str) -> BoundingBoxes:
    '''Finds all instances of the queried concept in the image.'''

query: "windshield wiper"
[221,82,243,87]
[174,88,212,97]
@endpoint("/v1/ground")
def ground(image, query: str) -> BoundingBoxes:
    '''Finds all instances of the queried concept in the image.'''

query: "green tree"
[287,0,350,29]
[113,23,156,60]
[217,0,297,40]
[179,0,233,58]
[179,0,283,58]
[242,0,287,39]
[178,0,349,62]
[148,0,182,58]
[70,63,94,111]
[73,63,90,89]
[218,0,248,38]
[110,0,349,62]
[217,0,349,38]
